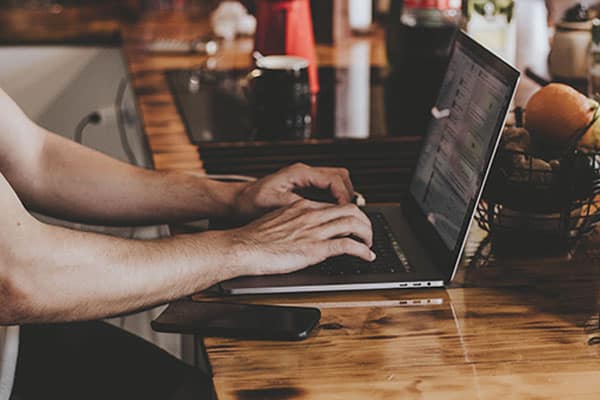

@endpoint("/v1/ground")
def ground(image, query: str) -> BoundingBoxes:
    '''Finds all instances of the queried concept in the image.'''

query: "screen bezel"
[403,30,520,282]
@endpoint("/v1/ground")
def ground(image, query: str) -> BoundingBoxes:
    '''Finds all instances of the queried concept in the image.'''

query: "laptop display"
[410,34,517,252]
[406,31,519,279]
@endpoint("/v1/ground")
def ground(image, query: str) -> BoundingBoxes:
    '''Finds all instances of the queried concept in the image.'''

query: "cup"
[246,55,313,141]
[254,0,319,94]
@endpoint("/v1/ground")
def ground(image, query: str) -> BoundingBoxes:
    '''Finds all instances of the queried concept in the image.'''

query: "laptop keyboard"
[311,212,412,276]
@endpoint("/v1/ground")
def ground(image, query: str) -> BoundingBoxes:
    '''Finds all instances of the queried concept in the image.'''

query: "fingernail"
[370,251,376,261]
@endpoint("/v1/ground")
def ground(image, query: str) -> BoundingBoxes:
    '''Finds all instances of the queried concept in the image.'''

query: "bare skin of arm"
[0,89,354,226]
[0,89,374,325]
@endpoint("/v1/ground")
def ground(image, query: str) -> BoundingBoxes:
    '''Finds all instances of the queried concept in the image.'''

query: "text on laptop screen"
[409,39,513,251]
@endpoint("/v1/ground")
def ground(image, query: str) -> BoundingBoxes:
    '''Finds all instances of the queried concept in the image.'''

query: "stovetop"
[166,63,444,143]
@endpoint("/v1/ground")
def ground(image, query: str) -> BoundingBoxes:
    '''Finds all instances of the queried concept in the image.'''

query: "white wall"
[0,46,98,120]
[0,46,182,359]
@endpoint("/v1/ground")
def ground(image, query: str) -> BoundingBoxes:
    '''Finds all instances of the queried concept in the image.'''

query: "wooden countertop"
[195,225,600,399]
[119,11,210,173]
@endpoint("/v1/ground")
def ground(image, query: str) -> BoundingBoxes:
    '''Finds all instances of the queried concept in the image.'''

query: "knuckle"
[338,238,354,253]
[292,162,308,171]
[299,199,319,211]
[343,203,360,213]
[285,201,305,214]
[298,198,311,206]
[315,226,331,241]
[327,239,341,254]
[294,198,310,208]
[344,216,360,230]
[334,175,345,186]
[318,242,333,259]
[338,168,350,178]
[304,209,321,222]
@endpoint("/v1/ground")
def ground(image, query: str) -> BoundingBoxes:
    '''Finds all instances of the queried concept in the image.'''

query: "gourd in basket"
[477,83,600,251]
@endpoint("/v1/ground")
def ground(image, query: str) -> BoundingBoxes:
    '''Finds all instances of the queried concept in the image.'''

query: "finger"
[254,198,322,223]
[276,199,335,224]
[319,174,351,205]
[306,203,371,229]
[324,238,376,262]
[322,167,354,200]
[313,216,373,247]
[256,195,329,226]
[288,164,353,204]
[292,198,337,211]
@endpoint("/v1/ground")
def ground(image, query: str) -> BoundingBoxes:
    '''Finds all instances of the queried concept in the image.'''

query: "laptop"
[219,31,520,295]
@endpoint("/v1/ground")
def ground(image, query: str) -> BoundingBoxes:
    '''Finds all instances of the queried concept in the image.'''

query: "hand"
[233,163,354,220]
[224,199,375,277]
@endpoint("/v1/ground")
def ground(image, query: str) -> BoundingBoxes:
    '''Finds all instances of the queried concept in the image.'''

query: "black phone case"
[151,300,321,341]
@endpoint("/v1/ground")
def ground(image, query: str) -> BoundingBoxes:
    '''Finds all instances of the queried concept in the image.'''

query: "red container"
[254,0,319,94]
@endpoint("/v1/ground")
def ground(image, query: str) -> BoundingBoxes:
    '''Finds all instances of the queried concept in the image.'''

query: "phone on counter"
[151,300,321,341]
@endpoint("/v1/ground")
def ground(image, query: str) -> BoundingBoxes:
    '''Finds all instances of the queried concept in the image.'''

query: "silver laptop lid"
[403,31,520,282]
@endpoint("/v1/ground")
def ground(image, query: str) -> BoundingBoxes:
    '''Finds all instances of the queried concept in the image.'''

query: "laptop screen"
[408,32,518,254]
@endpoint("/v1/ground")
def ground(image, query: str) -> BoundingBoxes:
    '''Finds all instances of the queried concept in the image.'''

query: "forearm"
[3,219,240,324]
[16,130,245,225]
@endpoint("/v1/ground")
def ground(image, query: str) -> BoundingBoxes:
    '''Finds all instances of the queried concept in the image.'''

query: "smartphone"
[151,300,321,341]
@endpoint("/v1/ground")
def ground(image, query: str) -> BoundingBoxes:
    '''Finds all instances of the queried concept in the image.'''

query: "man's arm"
[0,171,373,325]
[0,89,353,225]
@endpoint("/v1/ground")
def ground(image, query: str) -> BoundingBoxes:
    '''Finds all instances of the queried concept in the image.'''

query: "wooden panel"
[197,137,421,202]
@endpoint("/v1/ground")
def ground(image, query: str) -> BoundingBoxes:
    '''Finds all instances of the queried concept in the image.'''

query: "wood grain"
[196,225,600,400]
[118,12,207,175]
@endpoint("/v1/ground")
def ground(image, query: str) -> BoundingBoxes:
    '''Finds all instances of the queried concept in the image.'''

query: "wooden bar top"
[195,226,600,399]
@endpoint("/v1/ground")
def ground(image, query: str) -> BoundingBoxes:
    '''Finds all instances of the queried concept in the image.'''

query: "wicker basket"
[475,148,600,253]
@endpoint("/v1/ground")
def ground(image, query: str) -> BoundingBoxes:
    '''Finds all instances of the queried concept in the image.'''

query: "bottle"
[588,19,600,99]
[349,0,373,33]
[385,0,463,135]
